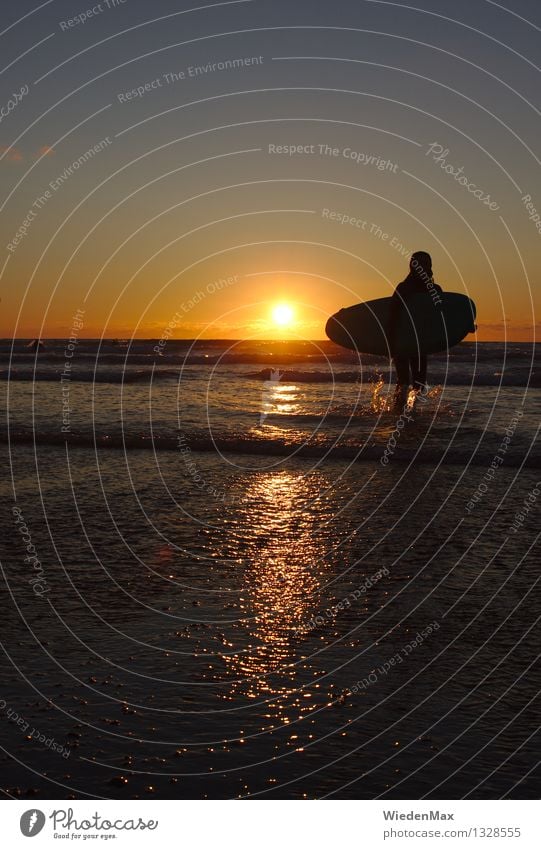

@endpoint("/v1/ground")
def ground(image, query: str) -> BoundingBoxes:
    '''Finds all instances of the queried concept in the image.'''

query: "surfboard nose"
[325,311,343,342]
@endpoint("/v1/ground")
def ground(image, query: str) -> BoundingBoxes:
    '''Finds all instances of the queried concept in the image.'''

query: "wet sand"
[1,443,539,799]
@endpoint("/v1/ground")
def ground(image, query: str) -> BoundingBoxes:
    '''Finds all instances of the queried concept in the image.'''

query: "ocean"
[0,339,539,799]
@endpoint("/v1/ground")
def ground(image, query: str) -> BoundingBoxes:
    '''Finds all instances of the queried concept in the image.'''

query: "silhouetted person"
[389,251,442,407]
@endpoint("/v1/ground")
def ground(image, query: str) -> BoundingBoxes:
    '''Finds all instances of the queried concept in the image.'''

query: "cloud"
[0,145,55,162]
[478,320,539,332]
[0,145,23,162]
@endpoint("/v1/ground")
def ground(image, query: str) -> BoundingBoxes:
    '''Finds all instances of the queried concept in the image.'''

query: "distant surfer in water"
[390,251,443,407]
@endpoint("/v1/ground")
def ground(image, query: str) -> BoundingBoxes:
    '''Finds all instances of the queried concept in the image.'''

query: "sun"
[272,303,294,327]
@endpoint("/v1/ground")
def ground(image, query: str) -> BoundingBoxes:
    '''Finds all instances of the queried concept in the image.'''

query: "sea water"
[0,340,538,799]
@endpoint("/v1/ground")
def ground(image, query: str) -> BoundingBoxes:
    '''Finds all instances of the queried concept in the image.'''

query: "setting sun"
[272,303,295,327]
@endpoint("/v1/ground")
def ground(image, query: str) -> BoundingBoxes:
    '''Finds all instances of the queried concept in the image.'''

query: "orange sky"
[2,1,539,343]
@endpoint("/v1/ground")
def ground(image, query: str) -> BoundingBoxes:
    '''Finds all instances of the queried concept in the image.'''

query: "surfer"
[390,251,442,407]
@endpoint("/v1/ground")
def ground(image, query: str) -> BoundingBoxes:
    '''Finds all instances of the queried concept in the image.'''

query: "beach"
[0,339,539,799]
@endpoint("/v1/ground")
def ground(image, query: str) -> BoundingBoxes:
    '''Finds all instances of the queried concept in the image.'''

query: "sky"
[0,0,539,340]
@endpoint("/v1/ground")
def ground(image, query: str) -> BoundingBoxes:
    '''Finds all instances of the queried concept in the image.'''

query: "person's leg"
[411,353,427,391]
[394,357,410,389]
[393,357,410,409]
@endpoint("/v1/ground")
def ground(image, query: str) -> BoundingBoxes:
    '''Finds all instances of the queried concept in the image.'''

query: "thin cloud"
[0,145,56,162]
[0,145,23,162]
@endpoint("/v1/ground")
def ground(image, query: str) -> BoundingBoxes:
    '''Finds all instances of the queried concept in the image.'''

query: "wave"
[245,368,540,387]
[0,369,183,384]
[1,340,538,369]
[3,429,540,468]
[1,352,364,368]
[1,366,538,387]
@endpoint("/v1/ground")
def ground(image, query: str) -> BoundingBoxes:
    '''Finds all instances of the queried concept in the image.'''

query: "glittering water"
[0,340,539,799]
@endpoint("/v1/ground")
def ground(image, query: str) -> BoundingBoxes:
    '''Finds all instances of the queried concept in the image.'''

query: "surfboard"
[325,292,476,356]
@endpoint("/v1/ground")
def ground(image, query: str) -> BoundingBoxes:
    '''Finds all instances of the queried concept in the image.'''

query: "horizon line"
[2,337,536,344]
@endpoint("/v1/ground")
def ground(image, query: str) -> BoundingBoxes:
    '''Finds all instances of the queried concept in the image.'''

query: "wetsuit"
[390,272,443,390]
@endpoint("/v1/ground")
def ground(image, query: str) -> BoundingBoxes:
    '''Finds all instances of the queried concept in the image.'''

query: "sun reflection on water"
[260,381,301,423]
[220,471,331,718]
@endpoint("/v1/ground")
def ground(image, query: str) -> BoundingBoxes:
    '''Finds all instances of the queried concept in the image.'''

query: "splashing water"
[406,388,417,410]
[370,376,391,413]
[370,377,443,418]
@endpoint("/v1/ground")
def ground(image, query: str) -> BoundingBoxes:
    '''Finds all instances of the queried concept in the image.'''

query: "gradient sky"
[1,0,539,339]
